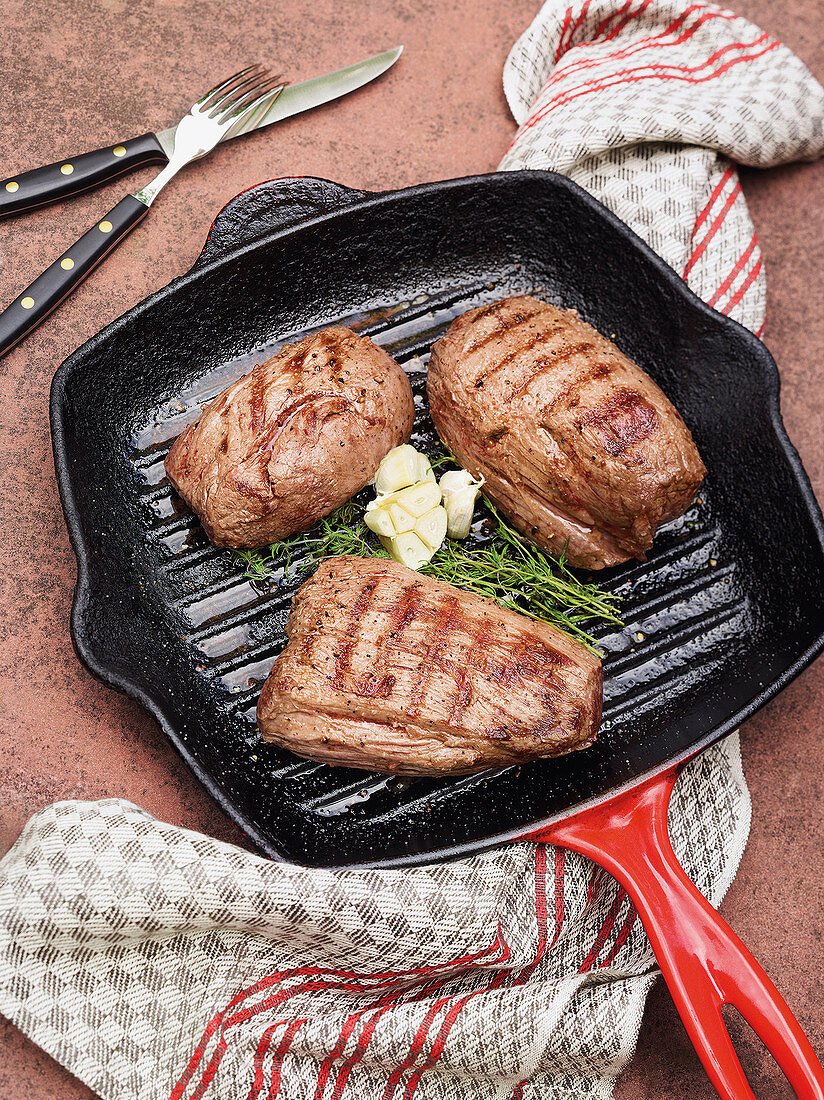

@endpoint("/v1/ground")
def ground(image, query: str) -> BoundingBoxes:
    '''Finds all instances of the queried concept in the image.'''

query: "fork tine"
[224,84,287,138]
[198,64,263,108]
[204,68,275,118]
[219,83,288,140]
[201,65,268,114]
[216,75,285,122]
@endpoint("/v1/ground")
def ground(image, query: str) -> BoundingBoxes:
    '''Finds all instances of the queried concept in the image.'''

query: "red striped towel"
[0,4,822,1099]
[499,0,824,335]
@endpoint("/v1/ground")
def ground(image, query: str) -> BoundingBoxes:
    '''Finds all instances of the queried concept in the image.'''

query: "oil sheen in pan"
[129,281,750,822]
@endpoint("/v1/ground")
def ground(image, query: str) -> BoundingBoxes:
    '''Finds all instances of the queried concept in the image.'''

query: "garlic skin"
[373,444,435,496]
[439,469,485,539]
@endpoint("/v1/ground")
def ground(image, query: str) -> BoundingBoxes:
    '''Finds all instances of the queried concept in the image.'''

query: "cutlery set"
[0,47,402,356]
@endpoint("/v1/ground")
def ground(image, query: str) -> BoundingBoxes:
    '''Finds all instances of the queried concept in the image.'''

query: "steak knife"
[0,48,402,218]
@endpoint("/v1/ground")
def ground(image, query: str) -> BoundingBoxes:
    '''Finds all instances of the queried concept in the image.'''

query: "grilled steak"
[427,296,706,570]
[257,555,602,775]
[165,328,414,548]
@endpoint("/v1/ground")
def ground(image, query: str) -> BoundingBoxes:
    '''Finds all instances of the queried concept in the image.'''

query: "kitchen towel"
[1,3,823,1099]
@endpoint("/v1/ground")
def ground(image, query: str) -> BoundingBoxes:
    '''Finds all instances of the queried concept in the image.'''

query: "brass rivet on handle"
[5,181,19,192]
[99,220,113,233]
[60,163,74,175]
[113,145,127,157]
[21,296,35,309]
[60,257,75,270]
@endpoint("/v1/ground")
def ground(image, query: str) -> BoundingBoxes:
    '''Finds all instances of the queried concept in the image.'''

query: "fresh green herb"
[235,501,382,581]
[427,450,457,471]
[420,501,621,647]
[235,498,621,650]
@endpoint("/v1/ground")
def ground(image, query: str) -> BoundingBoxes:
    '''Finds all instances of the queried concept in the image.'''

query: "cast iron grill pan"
[50,173,824,869]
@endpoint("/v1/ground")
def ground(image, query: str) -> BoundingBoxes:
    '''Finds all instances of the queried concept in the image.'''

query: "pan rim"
[49,170,824,868]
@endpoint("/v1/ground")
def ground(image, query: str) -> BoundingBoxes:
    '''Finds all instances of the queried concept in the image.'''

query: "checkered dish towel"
[2,4,823,1099]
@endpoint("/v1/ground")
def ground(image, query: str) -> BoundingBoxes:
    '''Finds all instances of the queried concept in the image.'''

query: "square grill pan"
[50,172,824,868]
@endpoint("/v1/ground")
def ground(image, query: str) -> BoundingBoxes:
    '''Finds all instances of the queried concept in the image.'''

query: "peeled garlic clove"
[374,444,433,495]
[415,505,448,551]
[387,502,416,534]
[379,531,432,570]
[413,452,436,484]
[391,480,442,517]
[439,469,484,539]
[364,506,396,537]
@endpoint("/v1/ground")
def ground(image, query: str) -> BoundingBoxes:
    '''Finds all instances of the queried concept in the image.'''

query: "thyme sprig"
[235,498,621,650]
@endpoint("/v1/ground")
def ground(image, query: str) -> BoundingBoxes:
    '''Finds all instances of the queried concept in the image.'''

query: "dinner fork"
[0,66,286,357]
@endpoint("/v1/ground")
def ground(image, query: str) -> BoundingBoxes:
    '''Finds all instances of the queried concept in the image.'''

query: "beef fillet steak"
[166,327,414,548]
[257,555,602,775]
[427,295,706,569]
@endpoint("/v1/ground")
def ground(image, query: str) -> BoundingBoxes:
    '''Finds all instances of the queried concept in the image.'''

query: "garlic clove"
[391,480,442,517]
[415,505,448,550]
[379,531,432,570]
[374,444,434,495]
[364,506,395,538]
[439,469,484,539]
[387,502,417,534]
[443,492,475,539]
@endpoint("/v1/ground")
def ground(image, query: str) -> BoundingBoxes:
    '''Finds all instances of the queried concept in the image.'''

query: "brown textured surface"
[0,1,821,1097]
[427,295,708,569]
[257,556,602,773]
[164,327,415,547]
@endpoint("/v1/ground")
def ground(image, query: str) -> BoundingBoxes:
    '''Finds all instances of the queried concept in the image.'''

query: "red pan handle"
[521,765,824,1100]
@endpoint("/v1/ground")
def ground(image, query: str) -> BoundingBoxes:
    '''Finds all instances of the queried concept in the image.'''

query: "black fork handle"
[0,195,149,357]
[0,133,167,217]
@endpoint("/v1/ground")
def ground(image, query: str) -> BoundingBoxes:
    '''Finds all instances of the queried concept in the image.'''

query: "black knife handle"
[0,195,149,357]
[0,132,167,218]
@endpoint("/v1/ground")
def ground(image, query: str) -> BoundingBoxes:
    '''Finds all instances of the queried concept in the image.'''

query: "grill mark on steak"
[406,592,464,719]
[250,370,267,434]
[505,343,600,403]
[255,392,358,457]
[351,673,397,699]
[578,388,659,456]
[539,361,615,418]
[470,326,568,389]
[348,579,422,702]
[532,715,566,741]
[332,576,381,690]
[481,634,568,741]
[385,580,423,638]
[462,304,539,355]
[486,635,573,683]
[447,617,494,726]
